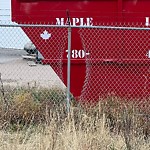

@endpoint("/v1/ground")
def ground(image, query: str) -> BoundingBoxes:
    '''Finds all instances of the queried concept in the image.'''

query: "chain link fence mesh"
[79,23,150,106]
[0,22,149,149]
[78,23,150,146]
[0,23,68,126]
[0,24,67,86]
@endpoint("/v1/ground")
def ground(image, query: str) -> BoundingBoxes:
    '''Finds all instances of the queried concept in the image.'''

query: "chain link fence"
[0,22,149,149]
[79,23,150,105]
[0,22,68,129]
[78,23,150,149]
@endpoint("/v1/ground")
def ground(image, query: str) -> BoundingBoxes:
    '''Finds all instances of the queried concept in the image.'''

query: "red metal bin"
[11,0,150,101]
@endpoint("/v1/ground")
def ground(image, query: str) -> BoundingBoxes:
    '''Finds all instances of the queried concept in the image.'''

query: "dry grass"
[0,87,149,150]
[0,109,149,150]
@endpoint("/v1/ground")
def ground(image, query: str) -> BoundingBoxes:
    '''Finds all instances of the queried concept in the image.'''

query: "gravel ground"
[0,48,65,89]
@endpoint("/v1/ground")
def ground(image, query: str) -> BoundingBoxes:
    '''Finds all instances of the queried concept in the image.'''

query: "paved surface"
[0,48,26,64]
[0,48,65,89]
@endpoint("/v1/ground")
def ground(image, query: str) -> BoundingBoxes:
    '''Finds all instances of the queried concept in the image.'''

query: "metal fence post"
[67,27,71,113]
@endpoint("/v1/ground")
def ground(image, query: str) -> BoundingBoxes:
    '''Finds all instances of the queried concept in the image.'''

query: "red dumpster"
[11,0,150,101]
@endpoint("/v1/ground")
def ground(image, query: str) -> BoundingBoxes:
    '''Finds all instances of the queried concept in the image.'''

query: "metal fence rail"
[1,23,150,30]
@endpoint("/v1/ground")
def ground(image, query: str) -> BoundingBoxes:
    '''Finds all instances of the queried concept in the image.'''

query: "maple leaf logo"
[40,30,51,40]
